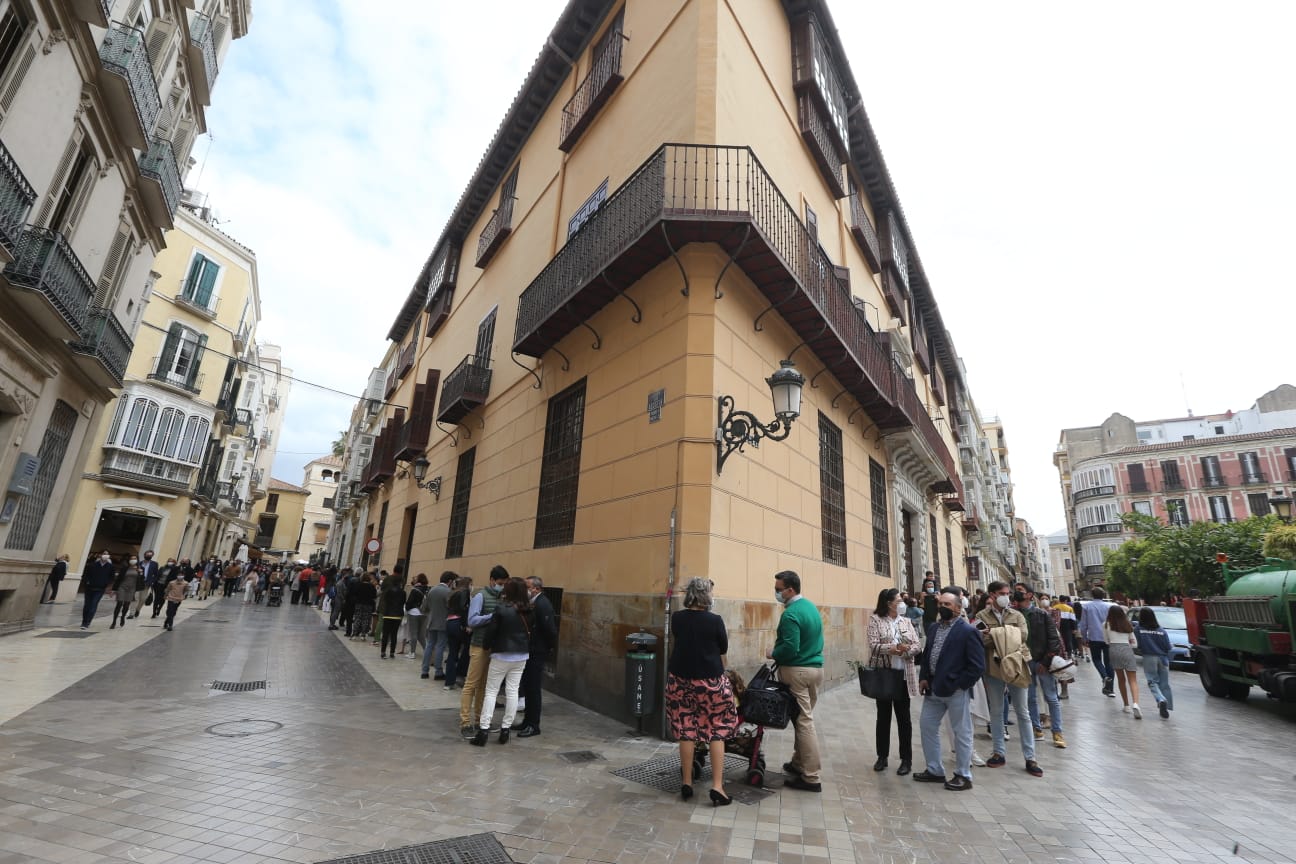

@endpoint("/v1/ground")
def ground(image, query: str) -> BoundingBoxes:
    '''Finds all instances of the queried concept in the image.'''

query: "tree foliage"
[331,431,346,458]
[1262,524,1296,561]
[1104,512,1280,601]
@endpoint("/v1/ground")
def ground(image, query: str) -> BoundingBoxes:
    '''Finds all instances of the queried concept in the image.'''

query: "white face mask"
[995,594,1011,609]
[896,602,908,616]
[774,589,786,604]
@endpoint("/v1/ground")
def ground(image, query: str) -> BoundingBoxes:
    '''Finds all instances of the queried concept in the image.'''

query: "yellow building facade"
[339,0,974,719]
[249,478,309,562]
[58,205,267,572]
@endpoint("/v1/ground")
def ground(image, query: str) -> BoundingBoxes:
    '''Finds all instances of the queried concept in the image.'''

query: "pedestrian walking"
[976,581,1043,778]
[41,554,68,603]
[109,556,140,629]
[868,588,920,776]
[769,570,824,793]
[1017,591,1066,749]
[329,568,350,630]
[223,560,241,598]
[517,575,558,737]
[1079,588,1115,696]
[137,551,159,605]
[665,577,738,805]
[420,572,453,679]
[162,569,188,630]
[1105,605,1142,717]
[471,576,532,746]
[80,551,116,630]
[460,567,509,739]
[1134,608,1174,719]
[378,571,406,659]
[444,575,472,690]
[914,587,986,791]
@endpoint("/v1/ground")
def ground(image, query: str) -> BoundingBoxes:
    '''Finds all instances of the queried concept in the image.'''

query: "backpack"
[988,622,1033,688]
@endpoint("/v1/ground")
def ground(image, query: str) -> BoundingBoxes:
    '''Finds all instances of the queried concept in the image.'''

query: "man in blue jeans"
[80,551,116,630]
[976,581,1042,777]
[1078,587,1115,696]
[1015,591,1066,749]
[914,587,985,792]
[420,572,453,679]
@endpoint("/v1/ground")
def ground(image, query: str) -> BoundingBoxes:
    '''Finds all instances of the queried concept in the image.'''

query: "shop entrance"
[85,508,160,573]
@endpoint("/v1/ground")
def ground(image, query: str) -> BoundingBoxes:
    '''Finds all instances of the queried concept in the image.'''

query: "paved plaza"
[0,594,1292,864]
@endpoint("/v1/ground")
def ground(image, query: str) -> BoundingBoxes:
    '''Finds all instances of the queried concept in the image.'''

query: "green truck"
[1184,559,1296,703]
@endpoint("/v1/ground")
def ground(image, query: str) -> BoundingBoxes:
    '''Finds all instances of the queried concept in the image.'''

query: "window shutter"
[173,119,196,167]
[152,408,177,454]
[125,0,145,26]
[157,323,181,376]
[196,257,218,304]
[183,254,203,299]
[106,397,128,445]
[187,334,208,388]
[122,398,144,448]
[0,44,35,115]
[190,419,210,462]
[95,224,134,306]
[179,414,199,461]
[136,400,159,450]
[145,21,170,67]
[35,135,81,228]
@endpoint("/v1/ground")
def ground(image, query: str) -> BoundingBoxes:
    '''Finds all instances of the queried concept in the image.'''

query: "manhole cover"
[211,680,267,692]
[205,720,282,738]
[315,832,513,864]
[36,631,94,638]
[612,754,754,794]
[557,750,603,764]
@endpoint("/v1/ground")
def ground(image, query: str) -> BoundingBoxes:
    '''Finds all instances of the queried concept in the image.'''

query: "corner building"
[351,0,977,720]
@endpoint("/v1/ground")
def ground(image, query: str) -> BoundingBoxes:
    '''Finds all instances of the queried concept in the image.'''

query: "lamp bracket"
[715,395,794,475]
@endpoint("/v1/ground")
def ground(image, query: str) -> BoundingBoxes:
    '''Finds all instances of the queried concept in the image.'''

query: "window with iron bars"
[870,458,889,576]
[445,447,477,559]
[818,413,846,566]
[534,379,586,549]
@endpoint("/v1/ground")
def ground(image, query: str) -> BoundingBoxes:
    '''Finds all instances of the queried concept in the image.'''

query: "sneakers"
[1122,706,1130,713]
[986,753,1006,768]
[1158,701,1169,719]
[971,753,987,767]
[1026,760,1043,777]
[420,673,429,679]
[1131,704,1142,719]
[1052,732,1067,749]
[460,725,476,740]
[1103,678,1115,697]
[782,761,801,777]
[1033,728,1044,741]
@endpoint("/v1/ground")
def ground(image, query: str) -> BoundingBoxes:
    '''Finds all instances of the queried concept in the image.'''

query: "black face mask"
[938,606,955,621]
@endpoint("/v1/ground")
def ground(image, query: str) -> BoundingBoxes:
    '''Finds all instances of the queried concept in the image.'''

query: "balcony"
[931,371,945,407]
[962,512,981,532]
[186,12,219,105]
[1084,564,1106,577]
[1162,478,1184,491]
[395,368,440,461]
[1078,523,1123,538]
[175,284,220,319]
[475,196,515,268]
[395,339,416,382]
[1128,480,1149,493]
[942,493,964,512]
[69,307,133,389]
[796,93,845,198]
[0,138,35,262]
[847,193,881,275]
[559,27,625,152]
[100,448,194,494]
[98,23,161,150]
[912,323,929,374]
[361,410,403,491]
[253,533,274,548]
[1242,473,1267,486]
[425,243,459,337]
[147,360,203,395]
[515,144,904,431]
[232,321,250,353]
[4,227,95,341]
[232,408,252,434]
[437,355,492,425]
[1073,485,1116,504]
[887,368,962,497]
[1201,475,1227,489]
[69,0,111,27]
[138,137,182,229]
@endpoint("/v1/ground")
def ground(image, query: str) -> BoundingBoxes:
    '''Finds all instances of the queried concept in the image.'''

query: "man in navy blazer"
[913,587,985,791]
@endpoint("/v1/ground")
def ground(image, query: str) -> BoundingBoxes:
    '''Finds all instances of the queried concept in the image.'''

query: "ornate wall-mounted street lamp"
[411,456,442,501]
[1270,494,1293,524]
[715,360,806,475]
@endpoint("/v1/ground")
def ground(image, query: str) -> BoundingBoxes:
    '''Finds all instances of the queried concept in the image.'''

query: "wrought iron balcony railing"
[1241,473,1266,486]
[1128,480,1149,493]
[138,137,182,225]
[175,283,220,317]
[4,227,95,339]
[437,354,492,426]
[101,448,193,493]
[475,196,515,267]
[1201,475,1227,488]
[891,365,962,498]
[559,28,625,152]
[0,137,35,258]
[1161,478,1184,491]
[1078,523,1123,538]
[187,12,219,100]
[99,23,161,143]
[253,533,274,548]
[147,356,203,393]
[69,306,133,388]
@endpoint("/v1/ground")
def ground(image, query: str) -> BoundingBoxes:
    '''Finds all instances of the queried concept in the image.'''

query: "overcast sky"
[201,1,1296,535]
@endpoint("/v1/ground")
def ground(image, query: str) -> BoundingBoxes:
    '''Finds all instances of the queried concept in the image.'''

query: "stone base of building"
[0,558,47,636]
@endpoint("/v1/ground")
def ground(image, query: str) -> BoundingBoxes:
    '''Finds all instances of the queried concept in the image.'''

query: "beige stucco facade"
[336,0,982,720]
[249,478,308,561]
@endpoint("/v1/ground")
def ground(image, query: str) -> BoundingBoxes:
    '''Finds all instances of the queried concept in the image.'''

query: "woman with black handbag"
[866,588,920,776]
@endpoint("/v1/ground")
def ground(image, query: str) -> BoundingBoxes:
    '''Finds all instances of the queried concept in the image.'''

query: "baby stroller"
[267,583,284,607]
[692,668,771,786]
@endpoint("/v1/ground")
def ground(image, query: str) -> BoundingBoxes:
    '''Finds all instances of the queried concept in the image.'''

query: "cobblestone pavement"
[0,596,1292,864]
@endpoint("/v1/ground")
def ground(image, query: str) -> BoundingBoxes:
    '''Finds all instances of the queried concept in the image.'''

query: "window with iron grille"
[818,413,846,566]
[1166,498,1189,527]
[870,458,889,576]
[1248,492,1271,518]
[1160,460,1182,490]
[535,379,586,549]
[929,513,940,577]
[4,400,77,551]
[445,447,476,559]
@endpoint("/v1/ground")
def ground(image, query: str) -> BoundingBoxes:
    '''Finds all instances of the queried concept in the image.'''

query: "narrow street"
[0,596,1291,864]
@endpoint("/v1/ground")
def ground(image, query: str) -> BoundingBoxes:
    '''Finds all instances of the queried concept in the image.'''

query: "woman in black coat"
[471,577,533,746]
[42,554,68,603]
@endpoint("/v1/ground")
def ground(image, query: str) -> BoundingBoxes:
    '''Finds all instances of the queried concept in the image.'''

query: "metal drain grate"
[36,631,94,638]
[612,754,751,793]
[315,832,513,864]
[557,750,603,764]
[205,719,282,738]
[200,618,230,623]
[210,680,266,692]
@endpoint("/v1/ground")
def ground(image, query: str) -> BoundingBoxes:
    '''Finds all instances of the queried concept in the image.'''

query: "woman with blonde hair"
[666,577,739,806]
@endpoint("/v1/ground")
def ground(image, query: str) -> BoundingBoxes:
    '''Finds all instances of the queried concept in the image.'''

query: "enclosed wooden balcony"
[437,355,492,425]
[4,227,95,341]
[848,192,881,275]
[98,23,161,150]
[69,0,111,27]
[394,368,441,461]
[475,197,515,268]
[69,306,133,389]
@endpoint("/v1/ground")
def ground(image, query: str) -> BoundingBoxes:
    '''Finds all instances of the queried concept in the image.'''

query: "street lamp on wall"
[1270,494,1293,524]
[411,456,442,501]
[715,360,806,475]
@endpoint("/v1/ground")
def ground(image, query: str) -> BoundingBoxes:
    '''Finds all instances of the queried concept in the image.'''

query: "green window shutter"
[187,333,208,388]
[184,254,204,300]
[157,322,181,375]
[196,258,218,305]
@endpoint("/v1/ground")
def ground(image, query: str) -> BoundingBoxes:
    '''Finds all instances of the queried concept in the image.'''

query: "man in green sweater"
[769,570,825,792]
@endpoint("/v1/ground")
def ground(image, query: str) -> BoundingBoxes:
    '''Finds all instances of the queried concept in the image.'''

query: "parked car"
[1131,605,1193,667]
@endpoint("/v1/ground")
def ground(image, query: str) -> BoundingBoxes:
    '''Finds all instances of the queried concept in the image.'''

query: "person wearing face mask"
[80,551,117,630]
[914,587,985,791]
[768,571,824,793]
[516,575,558,737]
[132,554,168,618]
[974,581,1042,778]
[109,556,141,629]
[867,588,920,775]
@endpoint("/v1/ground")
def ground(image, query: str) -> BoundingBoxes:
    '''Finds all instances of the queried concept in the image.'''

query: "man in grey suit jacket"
[420,572,454,679]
